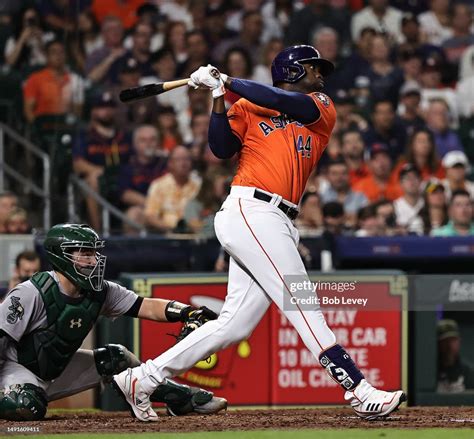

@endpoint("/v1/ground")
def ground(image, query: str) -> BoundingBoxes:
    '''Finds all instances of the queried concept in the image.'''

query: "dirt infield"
[1,407,473,434]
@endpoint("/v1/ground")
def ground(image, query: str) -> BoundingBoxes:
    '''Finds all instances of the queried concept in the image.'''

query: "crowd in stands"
[1,0,474,238]
[0,191,31,234]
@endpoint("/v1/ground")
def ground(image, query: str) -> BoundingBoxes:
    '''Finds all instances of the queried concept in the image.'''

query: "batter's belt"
[231,186,299,220]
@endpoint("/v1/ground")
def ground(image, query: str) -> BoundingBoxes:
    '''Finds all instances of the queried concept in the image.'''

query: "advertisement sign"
[272,279,404,403]
[137,279,271,404]
[128,272,407,405]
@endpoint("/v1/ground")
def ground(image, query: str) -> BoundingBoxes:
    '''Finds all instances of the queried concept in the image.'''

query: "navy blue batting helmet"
[271,45,334,86]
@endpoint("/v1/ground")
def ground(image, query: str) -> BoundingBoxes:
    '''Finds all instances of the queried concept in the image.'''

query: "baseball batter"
[0,223,226,421]
[114,45,405,421]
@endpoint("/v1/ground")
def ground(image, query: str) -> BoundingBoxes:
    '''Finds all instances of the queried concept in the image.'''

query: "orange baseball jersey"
[228,92,336,205]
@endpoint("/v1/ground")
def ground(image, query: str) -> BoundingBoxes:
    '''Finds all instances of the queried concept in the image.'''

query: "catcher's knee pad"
[93,344,141,377]
[0,383,48,421]
[150,379,213,416]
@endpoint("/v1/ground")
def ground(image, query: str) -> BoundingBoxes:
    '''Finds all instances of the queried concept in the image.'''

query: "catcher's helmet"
[271,45,334,86]
[44,224,106,291]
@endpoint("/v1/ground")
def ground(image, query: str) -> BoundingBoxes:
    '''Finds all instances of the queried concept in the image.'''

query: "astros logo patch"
[315,92,330,108]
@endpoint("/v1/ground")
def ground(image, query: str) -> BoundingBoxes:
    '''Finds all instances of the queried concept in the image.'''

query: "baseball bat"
[119,78,190,103]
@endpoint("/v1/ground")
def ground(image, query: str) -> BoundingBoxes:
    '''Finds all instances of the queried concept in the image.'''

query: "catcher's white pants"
[139,186,337,389]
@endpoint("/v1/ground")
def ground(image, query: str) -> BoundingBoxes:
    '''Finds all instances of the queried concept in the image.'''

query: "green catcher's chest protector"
[17,272,106,381]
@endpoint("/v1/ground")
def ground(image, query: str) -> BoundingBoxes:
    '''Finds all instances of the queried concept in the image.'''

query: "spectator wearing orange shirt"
[23,40,84,124]
[353,143,402,202]
[341,129,369,187]
[91,0,146,30]
[392,128,445,182]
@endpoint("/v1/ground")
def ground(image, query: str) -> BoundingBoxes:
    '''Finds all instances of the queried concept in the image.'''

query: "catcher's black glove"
[174,306,218,343]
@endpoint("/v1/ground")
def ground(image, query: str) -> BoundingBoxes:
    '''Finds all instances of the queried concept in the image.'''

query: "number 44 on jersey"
[296,135,312,158]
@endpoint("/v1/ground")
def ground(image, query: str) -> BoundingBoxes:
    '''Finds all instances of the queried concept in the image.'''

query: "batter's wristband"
[165,300,189,322]
[212,82,226,98]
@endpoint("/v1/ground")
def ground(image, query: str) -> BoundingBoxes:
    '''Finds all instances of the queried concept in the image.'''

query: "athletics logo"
[7,296,24,324]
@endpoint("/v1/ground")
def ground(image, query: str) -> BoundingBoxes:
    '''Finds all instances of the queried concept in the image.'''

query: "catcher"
[0,223,226,421]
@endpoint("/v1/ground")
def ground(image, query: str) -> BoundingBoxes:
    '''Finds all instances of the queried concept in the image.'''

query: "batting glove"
[208,65,228,98]
[187,79,199,89]
[189,64,228,98]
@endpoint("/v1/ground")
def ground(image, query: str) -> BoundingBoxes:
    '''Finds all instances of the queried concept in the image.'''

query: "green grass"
[5,430,474,439]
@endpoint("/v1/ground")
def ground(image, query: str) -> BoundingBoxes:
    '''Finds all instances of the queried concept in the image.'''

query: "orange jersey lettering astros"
[229,92,336,204]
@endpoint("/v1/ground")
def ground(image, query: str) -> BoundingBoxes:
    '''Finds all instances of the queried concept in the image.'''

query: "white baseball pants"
[0,350,101,401]
[139,186,337,389]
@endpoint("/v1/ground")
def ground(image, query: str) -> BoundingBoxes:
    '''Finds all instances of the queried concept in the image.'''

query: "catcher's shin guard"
[150,379,214,416]
[0,384,48,421]
[94,344,141,379]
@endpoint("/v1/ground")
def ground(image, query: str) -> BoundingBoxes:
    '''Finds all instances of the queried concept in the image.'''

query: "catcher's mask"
[44,223,106,292]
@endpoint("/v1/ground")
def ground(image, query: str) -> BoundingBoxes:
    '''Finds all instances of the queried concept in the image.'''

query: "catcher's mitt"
[173,306,218,343]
